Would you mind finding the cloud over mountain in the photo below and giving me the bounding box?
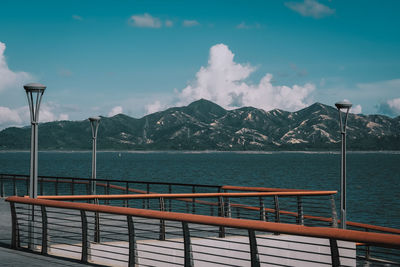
[175,43,315,112]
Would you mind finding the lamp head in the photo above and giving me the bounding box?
[335,100,352,110]
[89,116,101,122]
[24,83,46,93]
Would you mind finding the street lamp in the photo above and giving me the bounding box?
[89,116,100,195]
[24,82,46,250]
[24,83,46,199]
[335,100,352,229]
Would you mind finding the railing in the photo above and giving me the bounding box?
[0,173,223,197]
[39,191,339,228]
[7,196,400,267]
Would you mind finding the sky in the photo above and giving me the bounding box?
[0,0,399,129]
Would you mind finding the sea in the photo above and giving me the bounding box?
[0,151,399,229]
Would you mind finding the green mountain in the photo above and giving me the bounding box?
[1,99,399,151]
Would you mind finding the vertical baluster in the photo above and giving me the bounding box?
[159,197,166,240]
[10,202,20,249]
[80,210,88,263]
[297,196,304,225]
[218,196,225,238]
[127,215,138,266]
[125,182,129,207]
[330,195,338,228]
[168,184,172,212]
[0,176,4,197]
[248,229,260,267]
[41,205,48,255]
[55,178,59,196]
[192,186,195,214]
[274,195,280,223]
[182,222,194,267]
[329,238,341,267]
[259,197,266,221]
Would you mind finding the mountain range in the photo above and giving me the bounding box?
[0,99,399,151]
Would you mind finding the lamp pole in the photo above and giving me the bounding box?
[335,100,352,229]
[24,82,46,249]
[89,117,100,195]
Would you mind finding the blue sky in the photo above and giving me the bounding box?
[0,0,399,129]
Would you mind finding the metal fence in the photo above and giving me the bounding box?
[9,196,400,267]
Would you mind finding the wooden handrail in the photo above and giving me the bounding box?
[6,196,400,249]
[221,185,314,192]
[37,191,337,200]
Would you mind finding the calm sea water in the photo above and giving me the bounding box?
[1,151,399,228]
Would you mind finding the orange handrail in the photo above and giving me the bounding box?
[37,190,337,200]
[6,196,400,249]
[221,185,314,192]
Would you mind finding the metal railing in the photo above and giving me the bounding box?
[6,196,400,267]
[0,173,223,198]
[39,191,339,228]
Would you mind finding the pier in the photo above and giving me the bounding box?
[1,173,400,266]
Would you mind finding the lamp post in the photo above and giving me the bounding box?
[24,83,46,198]
[335,100,352,229]
[89,117,100,195]
[24,82,46,250]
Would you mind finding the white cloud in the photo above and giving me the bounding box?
[145,100,165,114]
[351,104,362,114]
[174,43,314,112]
[183,20,200,27]
[388,98,400,113]
[0,102,69,129]
[285,0,335,19]
[0,42,32,92]
[378,98,400,116]
[108,106,123,117]
[128,13,162,28]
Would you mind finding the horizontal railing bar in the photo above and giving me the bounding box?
[7,196,400,249]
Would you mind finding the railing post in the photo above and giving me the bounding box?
[330,195,338,228]
[40,177,43,196]
[297,196,304,225]
[365,228,371,261]
[94,204,100,243]
[182,222,194,267]
[248,229,260,267]
[125,182,129,207]
[127,215,138,267]
[274,195,280,223]
[80,210,88,263]
[159,197,166,241]
[218,196,225,238]
[71,179,74,195]
[13,178,17,196]
[146,184,150,209]
[192,186,196,214]
[1,177,4,197]
[259,197,266,221]
[168,184,172,211]
[225,197,231,218]
[329,238,341,267]
[41,205,48,255]
[106,181,110,205]
[10,202,20,249]
[55,178,59,196]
